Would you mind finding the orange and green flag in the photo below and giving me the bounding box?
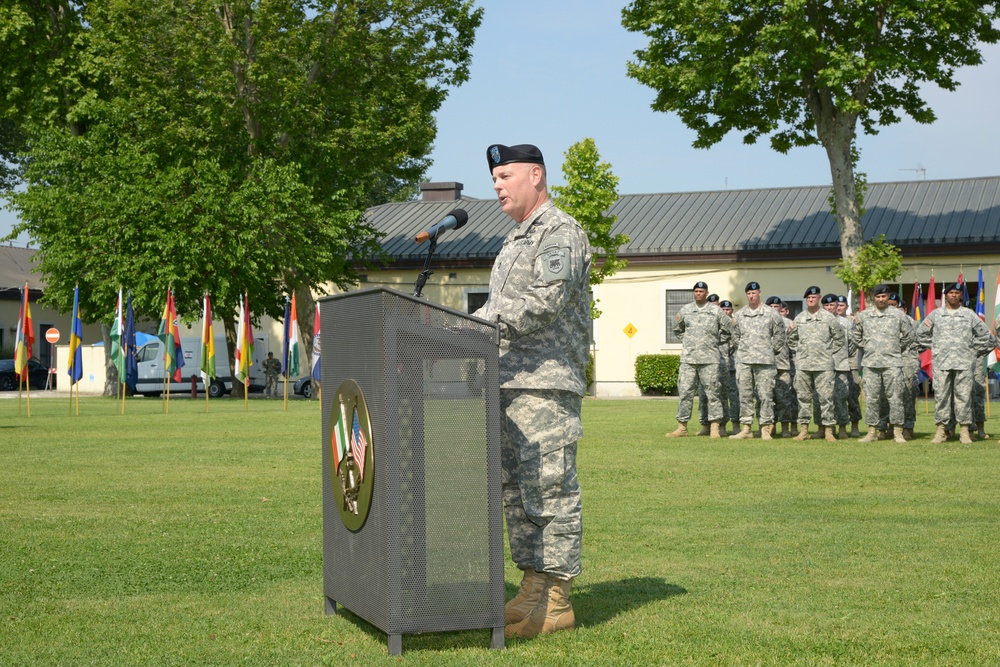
[157,289,184,382]
[14,282,34,381]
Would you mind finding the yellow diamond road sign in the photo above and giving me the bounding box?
[623,323,637,338]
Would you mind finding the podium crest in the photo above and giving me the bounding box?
[330,378,374,530]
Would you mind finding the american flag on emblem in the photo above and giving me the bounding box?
[351,412,368,480]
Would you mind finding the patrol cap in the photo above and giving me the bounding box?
[745,281,761,292]
[720,300,733,308]
[803,285,821,297]
[873,284,890,295]
[888,291,900,301]
[837,295,848,303]
[487,143,544,171]
[945,282,963,293]
[707,293,719,302]
[694,281,708,290]
[821,293,838,304]
[765,296,781,306]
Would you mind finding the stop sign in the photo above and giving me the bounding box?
[45,328,60,343]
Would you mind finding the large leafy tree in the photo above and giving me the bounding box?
[622,0,1000,268]
[551,138,628,319]
[1,0,482,391]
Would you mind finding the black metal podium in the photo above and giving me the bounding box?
[320,288,505,655]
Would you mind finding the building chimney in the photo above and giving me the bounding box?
[419,182,464,202]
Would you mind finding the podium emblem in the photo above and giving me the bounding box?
[331,379,374,530]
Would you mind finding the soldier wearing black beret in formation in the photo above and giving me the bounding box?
[766,296,796,437]
[730,282,786,439]
[787,287,845,441]
[836,295,862,435]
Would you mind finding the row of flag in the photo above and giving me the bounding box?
[11,284,321,391]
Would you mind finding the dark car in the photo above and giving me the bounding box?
[0,358,53,391]
[293,376,314,399]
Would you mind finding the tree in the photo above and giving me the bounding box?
[833,234,903,307]
[621,0,1000,267]
[551,138,629,318]
[1,0,483,392]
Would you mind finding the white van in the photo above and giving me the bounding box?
[134,331,267,397]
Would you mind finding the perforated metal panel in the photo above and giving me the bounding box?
[321,288,504,650]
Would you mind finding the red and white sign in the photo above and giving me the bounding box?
[45,328,60,344]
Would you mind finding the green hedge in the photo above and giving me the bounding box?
[635,354,681,395]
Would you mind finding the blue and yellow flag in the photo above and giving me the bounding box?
[68,285,83,385]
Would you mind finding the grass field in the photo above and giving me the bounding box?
[2,395,1000,666]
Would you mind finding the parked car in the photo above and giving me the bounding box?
[293,376,314,399]
[0,358,53,391]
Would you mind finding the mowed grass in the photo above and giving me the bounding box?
[2,395,1000,666]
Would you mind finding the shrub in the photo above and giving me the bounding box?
[585,353,595,394]
[635,354,681,395]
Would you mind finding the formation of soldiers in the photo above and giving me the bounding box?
[667,280,998,444]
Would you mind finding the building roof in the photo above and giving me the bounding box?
[0,246,41,300]
[369,176,1000,265]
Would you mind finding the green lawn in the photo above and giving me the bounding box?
[2,395,1000,666]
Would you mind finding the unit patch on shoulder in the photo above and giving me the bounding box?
[540,246,570,281]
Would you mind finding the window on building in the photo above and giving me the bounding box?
[664,289,690,345]
[464,289,489,314]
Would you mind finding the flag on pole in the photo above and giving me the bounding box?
[859,289,866,312]
[281,297,291,377]
[111,288,125,378]
[959,271,970,307]
[157,289,184,382]
[282,293,300,379]
[14,282,34,381]
[201,293,216,383]
[921,276,937,379]
[912,282,929,383]
[311,303,321,382]
[976,269,986,321]
[124,294,138,390]
[235,295,254,383]
[332,401,349,472]
[988,269,1000,375]
[68,285,84,385]
[846,288,853,316]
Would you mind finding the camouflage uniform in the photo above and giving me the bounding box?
[263,355,282,396]
[832,317,856,426]
[732,304,786,426]
[773,315,797,425]
[674,301,732,423]
[699,338,738,427]
[473,200,590,579]
[915,306,994,427]
[787,308,844,426]
[853,306,914,428]
[898,311,920,431]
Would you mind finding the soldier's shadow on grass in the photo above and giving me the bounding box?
[572,576,687,628]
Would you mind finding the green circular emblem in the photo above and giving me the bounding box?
[330,379,374,531]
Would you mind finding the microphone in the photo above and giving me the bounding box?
[415,208,468,243]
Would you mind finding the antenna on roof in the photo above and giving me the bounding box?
[899,166,926,180]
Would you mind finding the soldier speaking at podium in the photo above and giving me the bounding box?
[473,143,592,639]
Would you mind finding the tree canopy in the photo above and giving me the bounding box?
[622,0,1000,265]
[1,0,482,341]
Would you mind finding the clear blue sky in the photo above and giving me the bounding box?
[3,1,998,243]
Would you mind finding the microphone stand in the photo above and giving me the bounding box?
[413,233,438,298]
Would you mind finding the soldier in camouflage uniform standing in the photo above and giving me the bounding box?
[668,282,733,439]
[720,300,740,434]
[787,287,844,442]
[730,282,786,439]
[697,294,732,435]
[889,293,920,440]
[823,294,854,439]
[915,283,996,444]
[767,296,797,437]
[853,284,914,443]
[837,295,863,436]
[474,144,590,639]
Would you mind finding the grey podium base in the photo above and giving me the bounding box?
[324,596,505,655]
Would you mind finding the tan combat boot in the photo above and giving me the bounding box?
[696,424,711,436]
[792,424,810,441]
[505,569,544,624]
[959,425,974,445]
[729,424,753,439]
[892,425,907,444]
[709,422,722,439]
[665,422,688,438]
[824,426,838,442]
[760,424,774,440]
[837,425,848,440]
[930,424,948,444]
[850,422,861,438]
[505,575,574,639]
[858,426,880,443]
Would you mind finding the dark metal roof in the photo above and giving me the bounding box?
[368,176,1000,263]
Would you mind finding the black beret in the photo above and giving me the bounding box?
[945,282,963,293]
[837,295,847,303]
[487,144,544,171]
[821,294,838,304]
[765,296,781,306]
[898,300,907,308]
[694,281,709,290]
[707,293,719,302]
[745,281,761,292]
[873,284,890,295]
[888,292,900,301]
[803,285,821,297]
[720,300,733,308]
